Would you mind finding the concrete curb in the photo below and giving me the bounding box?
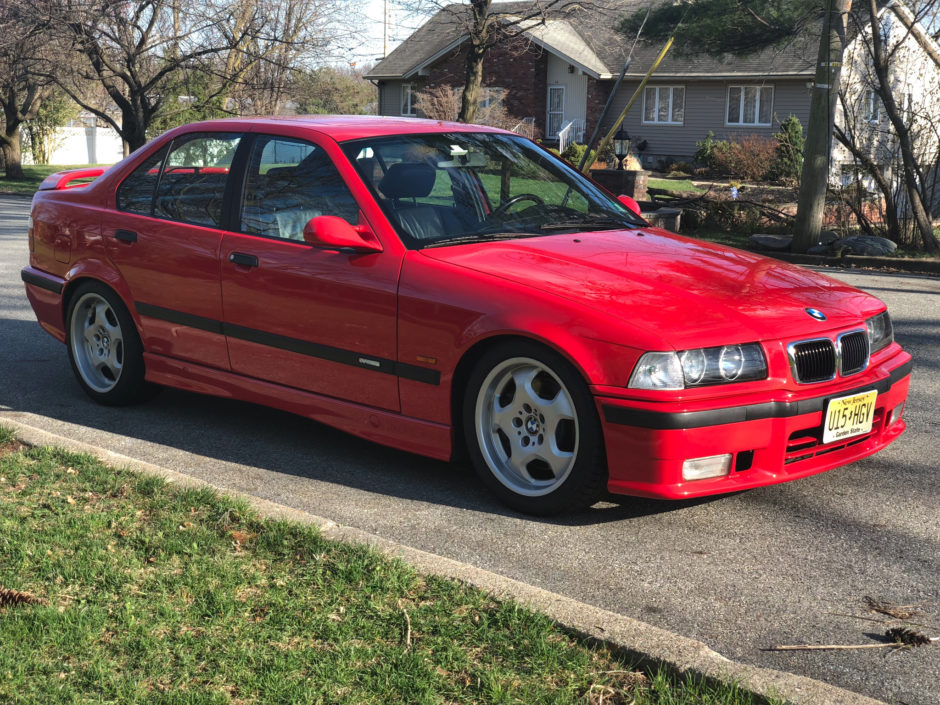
[3,416,885,705]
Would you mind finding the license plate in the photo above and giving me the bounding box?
[823,390,877,444]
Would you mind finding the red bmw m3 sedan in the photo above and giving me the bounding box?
[22,116,911,514]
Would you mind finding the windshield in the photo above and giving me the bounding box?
[340,132,643,249]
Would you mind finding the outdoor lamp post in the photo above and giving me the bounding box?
[613,126,631,170]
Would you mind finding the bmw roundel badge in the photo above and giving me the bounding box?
[805,308,827,321]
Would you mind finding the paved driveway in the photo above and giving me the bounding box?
[2,193,938,704]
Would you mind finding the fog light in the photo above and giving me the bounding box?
[682,454,732,481]
[889,403,905,426]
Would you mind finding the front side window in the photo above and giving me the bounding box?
[117,145,168,215]
[240,135,359,241]
[401,83,417,116]
[153,133,241,227]
[727,85,773,126]
[342,132,643,249]
[643,86,685,125]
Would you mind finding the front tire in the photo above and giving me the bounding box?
[66,282,148,405]
[463,341,607,515]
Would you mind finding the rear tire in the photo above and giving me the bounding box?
[463,341,607,515]
[66,282,149,405]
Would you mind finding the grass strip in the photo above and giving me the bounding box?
[0,426,775,704]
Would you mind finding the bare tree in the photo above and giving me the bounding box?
[40,0,347,156]
[0,5,54,179]
[855,0,939,251]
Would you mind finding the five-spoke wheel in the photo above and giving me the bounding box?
[66,282,148,405]
[464,342,606,514]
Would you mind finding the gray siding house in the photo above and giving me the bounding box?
[366,1,940,175]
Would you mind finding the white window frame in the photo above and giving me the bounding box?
[547,85,565,137]
[864,89,881,123]
[726,85,774,126]
[642,85,685,125]
[401,83,417,116]
[481,86,505,109]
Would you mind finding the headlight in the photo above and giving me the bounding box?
[629,343,767,390]
[866,311,893,354]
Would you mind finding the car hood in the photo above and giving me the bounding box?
[419,229,882,349]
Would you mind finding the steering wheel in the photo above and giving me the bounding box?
[491,193,545,216]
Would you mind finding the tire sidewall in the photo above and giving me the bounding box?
[462,340,606,515]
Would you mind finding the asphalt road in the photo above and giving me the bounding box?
[3,193,938,704]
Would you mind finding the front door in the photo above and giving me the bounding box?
[219,133,402,411]
[547,86,565,138]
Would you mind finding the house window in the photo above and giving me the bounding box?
[547,86,565,137]
[643,86,685,124]
[481,87,505,109]
[727,85,773,126]
[865,89,881,122]
[401,83,417,116]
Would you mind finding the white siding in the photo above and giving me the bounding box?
[602,79,812,166]
[546,54,588,136]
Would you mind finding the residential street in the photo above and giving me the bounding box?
[2,193,938,704]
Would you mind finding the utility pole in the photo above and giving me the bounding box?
[792,0,853,252]
[384,0,389,58]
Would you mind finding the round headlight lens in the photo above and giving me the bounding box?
[719,345,744,380]
[679,348,707,385]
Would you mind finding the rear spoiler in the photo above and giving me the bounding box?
[38,167,108,191]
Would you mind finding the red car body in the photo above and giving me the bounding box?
[22,116,911,512]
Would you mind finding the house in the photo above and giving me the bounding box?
[365,0,940,179]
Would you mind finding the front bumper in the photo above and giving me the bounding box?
[597,354,912,499]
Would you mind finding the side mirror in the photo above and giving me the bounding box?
[303,216,383,254]
[618,195,642,216]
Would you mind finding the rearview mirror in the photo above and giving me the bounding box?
[303,216,383,254]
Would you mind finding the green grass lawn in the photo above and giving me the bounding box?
[0,427,776,705]
[0,164,106,197]
[648,178,705,194]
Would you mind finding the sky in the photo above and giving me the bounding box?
[348,0,419,68]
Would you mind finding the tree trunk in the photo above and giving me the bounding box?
[458,0,491,124]
[0,129,23,180]
[792,0,853,252]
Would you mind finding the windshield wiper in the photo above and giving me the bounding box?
[422,231,543,248]
[539,216,637,232]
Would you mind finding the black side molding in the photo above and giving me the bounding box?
[114,229,138,243]
[21,269,64,295]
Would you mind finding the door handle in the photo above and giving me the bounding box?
[229,252,259,268]
[114,229,138,243]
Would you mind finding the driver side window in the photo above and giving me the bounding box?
[240,135,359,241]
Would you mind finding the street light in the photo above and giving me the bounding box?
[613,125,631,170]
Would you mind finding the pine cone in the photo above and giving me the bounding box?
[0,587,46,608]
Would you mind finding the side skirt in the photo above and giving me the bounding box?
[143,353,453,462]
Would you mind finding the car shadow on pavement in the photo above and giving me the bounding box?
[0,317,723,525]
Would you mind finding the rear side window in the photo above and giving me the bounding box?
[116,146,168,215]
[240,135,359,241]
[153,133,242,227]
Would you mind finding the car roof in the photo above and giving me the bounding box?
[171,115,511,142]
